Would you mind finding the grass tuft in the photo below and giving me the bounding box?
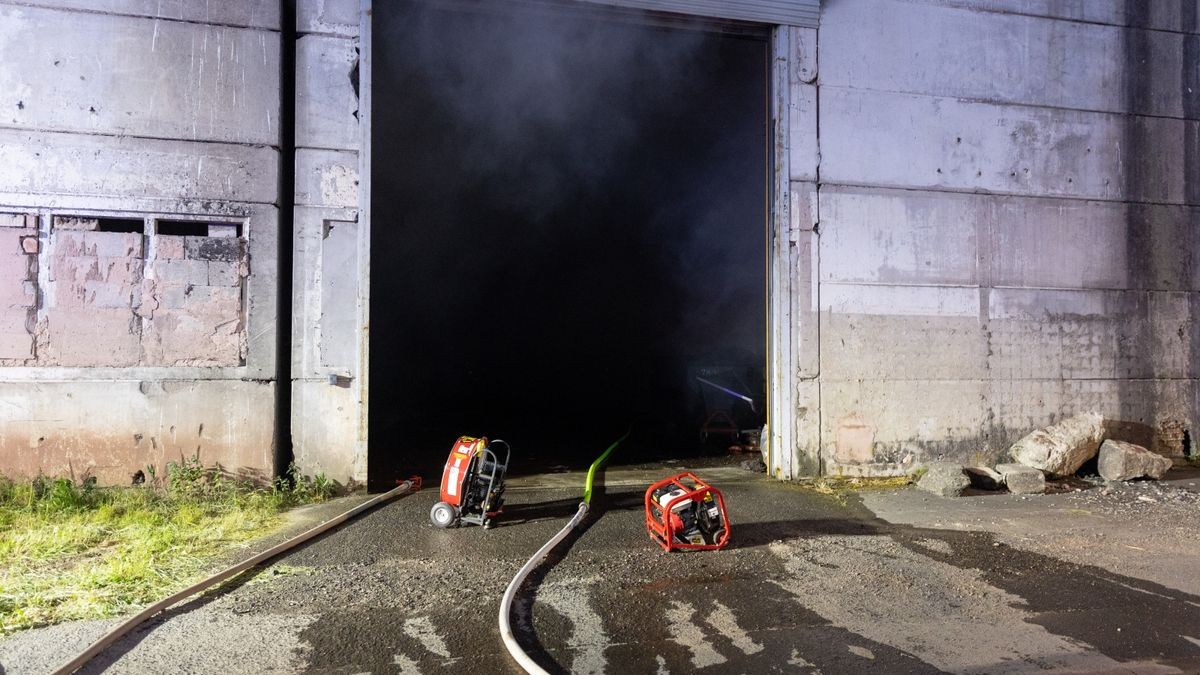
[0,460,335,635]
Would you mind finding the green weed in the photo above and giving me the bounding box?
[0,461,338,635]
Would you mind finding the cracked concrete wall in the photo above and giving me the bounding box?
[0,0,280,484]
[291,0,366,484]
[806,0,1200,476]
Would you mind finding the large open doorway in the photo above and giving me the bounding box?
[369,0,769,486]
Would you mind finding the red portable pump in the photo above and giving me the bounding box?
[645,472,730,551]
[430,436,510,529]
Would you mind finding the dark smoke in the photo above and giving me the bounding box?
[370,1,767,480]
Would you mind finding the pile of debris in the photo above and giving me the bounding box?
[917,412,1177,498]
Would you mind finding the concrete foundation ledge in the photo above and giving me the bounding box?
[0,379,275,485]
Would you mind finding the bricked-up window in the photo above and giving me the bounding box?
[145,218,247,366]
[22,213,248,368]
[0,213,38,363]
[44,216,146,366]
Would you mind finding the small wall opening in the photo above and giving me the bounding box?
[53,215,145,233]
[157,220,242,238]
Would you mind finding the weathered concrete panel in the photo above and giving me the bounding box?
[820,87,1198,205]
[6,0,280,29]
[43,230,144,367]
[822,282,979,319]
[240,205,280,380]
[0,215,37,361]
[822,186,1197,291]
[296,35,359,151]
[298,0,359,36]
[320,220,358,370]
[820,284,985,381]
[790,181,818,233]
[820,379,993,476]
[292,379,360,483]
[989,200,1198,291]
[0,5,280,144]
[295,149,359,208]
[819,186,978,286]
[0,128,279,203]
[792,228,819,378]
[0,379,276,485]
[821,0,1197,119]
[291,205,357,377]
[785,26,818,181]
[987,288,1195,380]
[787,379,820,480]
[907,0,1200,34]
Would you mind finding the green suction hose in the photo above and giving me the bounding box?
[583,429,630,504]
[500,429,631,674]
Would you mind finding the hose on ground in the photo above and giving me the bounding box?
[499,431,629,674]
[52,477,422,675]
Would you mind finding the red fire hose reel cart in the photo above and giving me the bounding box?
[430,436,510,529]
[645,472,731,551]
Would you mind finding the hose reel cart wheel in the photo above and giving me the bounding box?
[430,501,458,528]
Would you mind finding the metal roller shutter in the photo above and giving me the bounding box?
[574,0,819,27]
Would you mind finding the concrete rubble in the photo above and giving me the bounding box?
[994,463,1046,495]
[963,466,1003,490]
[916,463,970,498]
[1098,439,1173,482]
[1008,411,1105,477]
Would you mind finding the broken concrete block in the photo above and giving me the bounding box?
[1008,411,1104,477]
[0,213,26,228]
[53,230,142,258]
[158,284,187,309]
[20,236,37,254]
[185,236,242,262]
[81,232,143,258]
[82,280,139,309]
[155,236,186,259]
[0,313,34,360]
[917,463,970,498]
[155,259,209,286]
[44,309,141,366]
[995,463,1045,495]
[1098,439,1173,482]
[964,466,1004,490]
[207,261,244,286]
[185,285,241,307]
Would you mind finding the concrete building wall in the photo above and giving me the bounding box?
[807,0,1199,476]
[290,0,368,483]
[0,1,281,484]
[3,0,1193,486]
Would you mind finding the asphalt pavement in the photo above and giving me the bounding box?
[3,461,1200,674]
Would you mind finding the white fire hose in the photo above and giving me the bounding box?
[498,501,589,675]
[498,431,627,674]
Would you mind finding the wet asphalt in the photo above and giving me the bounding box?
[4,462,1200,674]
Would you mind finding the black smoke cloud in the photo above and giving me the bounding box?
[370,1,767,475]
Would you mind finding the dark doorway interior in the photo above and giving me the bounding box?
[369,1,768,487]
